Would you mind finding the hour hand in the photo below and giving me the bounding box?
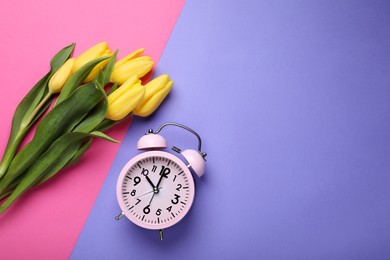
[145,175,156,189]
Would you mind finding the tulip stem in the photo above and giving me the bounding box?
[0,91,53,180]
[20,91,53,129]
[0,128,27,180]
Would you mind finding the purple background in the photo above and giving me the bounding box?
[71,0,390,259]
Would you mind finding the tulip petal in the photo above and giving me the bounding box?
[84,57,111,83]
[142,74,171,101]
[114,48,145,69]
[56,56,110,105]
[95,50,118,89]
[107,76,140,105]
[48,58,75,93]
[106,84,145,121]
[134,80,173,117]
[72,42,110,73]
[111,58,154,85]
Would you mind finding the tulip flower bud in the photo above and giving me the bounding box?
[111,55,154,85]
[133,74,173,117]
[113,48,145,69]
[48,58,75,94]
[106,76,145,121]
[72,42,112,83]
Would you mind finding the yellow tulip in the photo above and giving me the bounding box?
[113,48,145,69]
[133,74,173,117]
[72,42,112,83]
[106,76,145,121]
[48,58,75,93]
[111,53,154,85]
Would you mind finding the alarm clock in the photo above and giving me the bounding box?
[115,122,207,240]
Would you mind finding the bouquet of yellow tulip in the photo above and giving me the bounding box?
[0,42,173,213]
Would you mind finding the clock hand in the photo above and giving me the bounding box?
[155,175,164,194]
[155,167,170,193]
[144,175,156,189]
[148,192,156,205]
[135,187,163,199]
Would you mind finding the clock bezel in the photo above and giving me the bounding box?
[116,150,195,230]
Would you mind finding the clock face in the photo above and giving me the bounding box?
[117,151,195,230]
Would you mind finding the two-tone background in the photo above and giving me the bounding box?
[1,1,389,259]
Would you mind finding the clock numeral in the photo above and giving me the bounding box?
[152,165,157,172]
[143,205,150,214]
[173,175,177,182]
[156,209,162,216]
[159,166,170,178]
[133,176,141,186]
[176,183,182,191]
[135,198,141,205]
[166,206,172,212]
[171,194,180,205]
[131,189,136,196]
[141,168,149,176]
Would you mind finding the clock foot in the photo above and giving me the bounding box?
[159,229,164,240]
[115,212,124,220]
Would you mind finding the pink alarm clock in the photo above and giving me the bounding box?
[115,122,207,240]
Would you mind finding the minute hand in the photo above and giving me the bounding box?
[155,166,170,191]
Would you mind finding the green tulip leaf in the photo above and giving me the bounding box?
[3,75,48,152]
[96,50,118,89]
[94,111,134,133]
[0,83,104,194]
[20,43,75,128]
[89,131,119,143]
[56,55,111,105]
[107,82,118,95]
[30,91,54,125]
[72,51,119,133]
[1,137,91,199]
[64,139,93,167]
[72,100,107,133]
[0,130,120,213]
[0,43,75,179]
[0,190,10,201]
[3,43,75,151]
[0,175,22,201]
[72,77,108,133]
[49,43,76,72]
[94,118,118,132]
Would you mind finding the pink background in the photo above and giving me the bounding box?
[0,0,184,258]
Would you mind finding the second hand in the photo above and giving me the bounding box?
[135,187,163,199]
